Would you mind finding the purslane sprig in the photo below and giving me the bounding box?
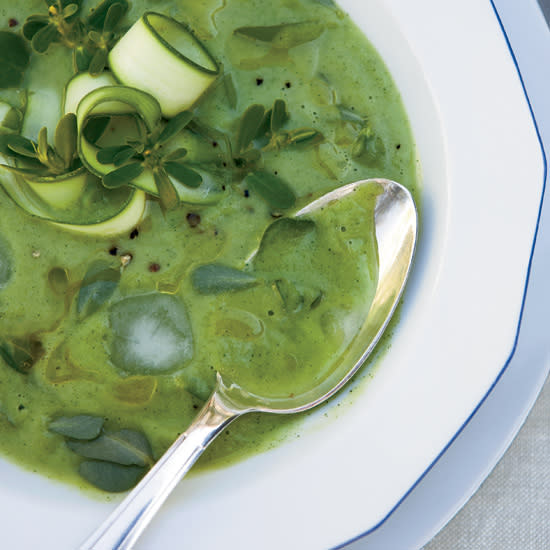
[22,0,128,75]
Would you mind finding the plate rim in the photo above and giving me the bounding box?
[336,0,548,546]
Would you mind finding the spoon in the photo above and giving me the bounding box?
[80,178,418,550]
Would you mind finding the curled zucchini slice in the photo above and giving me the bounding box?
[26,166,90,209]
[0,154,146,237]
[63,71,118,115]
[108,12,220,117]
[76,85,161,180]
[77,86,225,205]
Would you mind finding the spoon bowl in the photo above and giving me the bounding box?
[80,178,418,550]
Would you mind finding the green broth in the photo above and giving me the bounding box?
[0,0,418,490]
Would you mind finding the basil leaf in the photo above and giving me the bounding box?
[67,429,153,466]
[244,170,296,209]
[153,167,179,212]
[79,461,146,492]
[54,113,78,169]
[102,161,144,188]
[49,415,104,440]
[0,32,31,89]
[271,99,288,133]
[234,21,325,49]
[191,264,258,295]
[77,260,120,318]
[31,23,61,54]
[236,104,265,153]
[163,161,202,188]
[158,110,193,144]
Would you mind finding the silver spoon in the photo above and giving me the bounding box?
[80,178,418,550]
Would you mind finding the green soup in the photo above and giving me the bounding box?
[0,0,418,491]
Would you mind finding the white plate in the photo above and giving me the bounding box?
[1,1,545,549]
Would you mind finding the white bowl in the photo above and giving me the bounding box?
[1,1,544,549]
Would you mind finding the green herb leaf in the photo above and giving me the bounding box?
[191,264,258,295]
[86,0,129,31]
[83,116,110,144]
[157,110,193,144]
[275,278,304,313]
[337,105,365,124]
[270,99,288,133]
[234,21,325,49]
[77,260,120,318]
[63,3,80,18]
[102,161,144,189]
[287,128,323,146]
[22,15,50,41]
[79,461,146,492]
[67,429,153,466]
[73,45,93,72]
[0,32,31,89]
[48,267,69,295]
[223,73,238,110]
[244,170,296,209]
[55,113,78,169]
[236,104,265,153]
[88,47,108,76]
[31,23,61,54]
[0,134,37,158]
[103,2,125,32]
[163,162,202,188]
[112,146,137,167]
[49,415,104,440]
[0,337,43,375]
[96,145,127,164]
[162,147,187,162]
[153,167,179,212]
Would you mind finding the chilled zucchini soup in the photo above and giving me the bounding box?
[0,0,418,492]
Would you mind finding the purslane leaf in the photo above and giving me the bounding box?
[157,110,193,144]
[235,104,265,153]
[163,161,202,188]
[270,99,288,133]
[102,161,144,188]
[49,415,104,440]
[79,461,146,492]
[31,23,61,54]
[67,429,153,466]
[77,260,120,318]
[191,263,258,295]
[153,167,179,212]
[0,32,31,89]
[55,113,78,169]
[234,21,325,49]
[86,0,129,31]
[244,170,296,209]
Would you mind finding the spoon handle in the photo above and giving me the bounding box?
[79,391,240,550]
